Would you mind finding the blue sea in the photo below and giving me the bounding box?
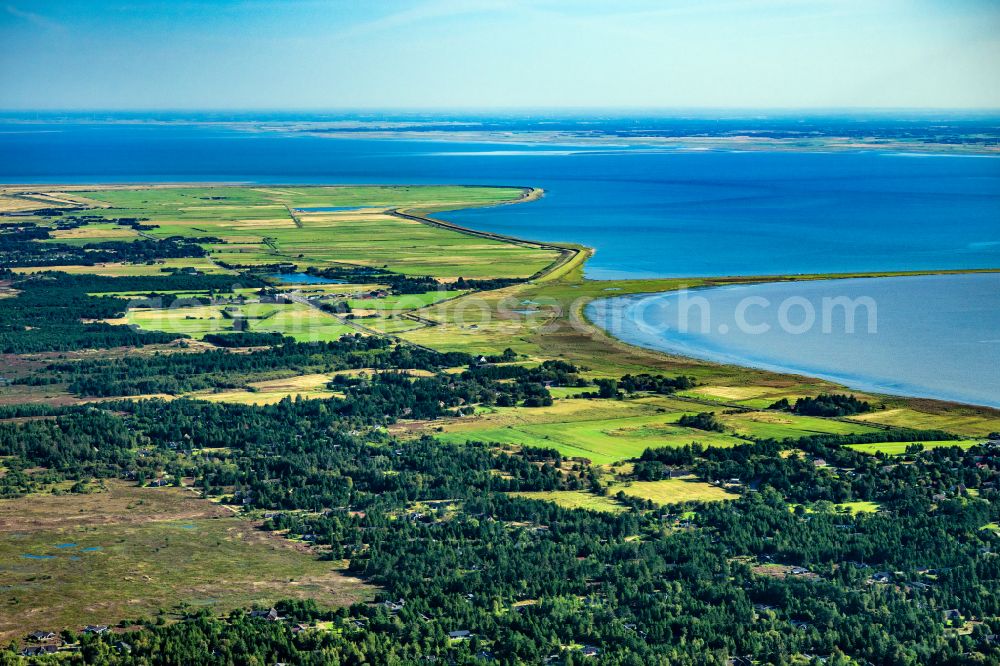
[588,273,1000,408]
[3,122,998,278]
[2,119,998,405]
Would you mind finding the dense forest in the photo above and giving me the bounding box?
[0,387,997,664]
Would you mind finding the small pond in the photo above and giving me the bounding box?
[266,272,346,285]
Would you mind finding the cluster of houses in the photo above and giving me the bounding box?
[22,632,60,658]
[752,605,841,639]
[540,645,599,661]
[21,626,130,657]
[369,597,610,661]
[257,287,390,306]
[246,606,511,660]
[258,290,293,305]
[352,289,390,300]
[249,607,281,622]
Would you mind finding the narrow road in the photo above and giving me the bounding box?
[284,291,442,352]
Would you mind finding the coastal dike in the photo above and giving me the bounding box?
[390,187,590,284]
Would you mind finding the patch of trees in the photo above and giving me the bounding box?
[381,274,442,294]
[12,270,264,294]
[0,220,210,267]
[590,377,620,399]
[482,347,518,363]
[769,393,873,417]
[461,359,582,386]
[7,207,69,217]
[0,410,135,474]
[306,265,389,281]
[49,214,158,233]
[618,372,696,394]
[332,366,557,419]
[453,276,526,291]
[0,221,49,239]
[581,373,696,399]
[318,300,351,315]
[677,411,726,432]
[203,332,292,347]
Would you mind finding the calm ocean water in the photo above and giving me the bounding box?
[587,274,1000,408]
[2,121,998,404]
[2,122,999,278]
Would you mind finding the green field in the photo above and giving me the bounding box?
[361,316,428,334]
[0,482,371,642]
[46,222,141,243]
[188,373,340,405]
[429,394,883,464]
[56,186,559,279]
[847,408,1000,438]
[509,490,628,513]
[834,501,881,514]
[347,289,467,311]
[114,284,463,342]
[510,477,736,513]
[121,302,356,342]
[609,477,738,505]
[845,440,983,455]
[719,411,876,440]
[677,385,819,410]
[795,500,882,515]
[435,399,744,463]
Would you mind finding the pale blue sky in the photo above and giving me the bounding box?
[1,0,998,110]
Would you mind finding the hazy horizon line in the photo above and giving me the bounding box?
[3,107,1000,117]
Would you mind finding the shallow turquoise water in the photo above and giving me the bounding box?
[588,273,1000,407]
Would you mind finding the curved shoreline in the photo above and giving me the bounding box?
[584,274,1000,409]
[8,181,998,413]
[396,183,1000,412]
